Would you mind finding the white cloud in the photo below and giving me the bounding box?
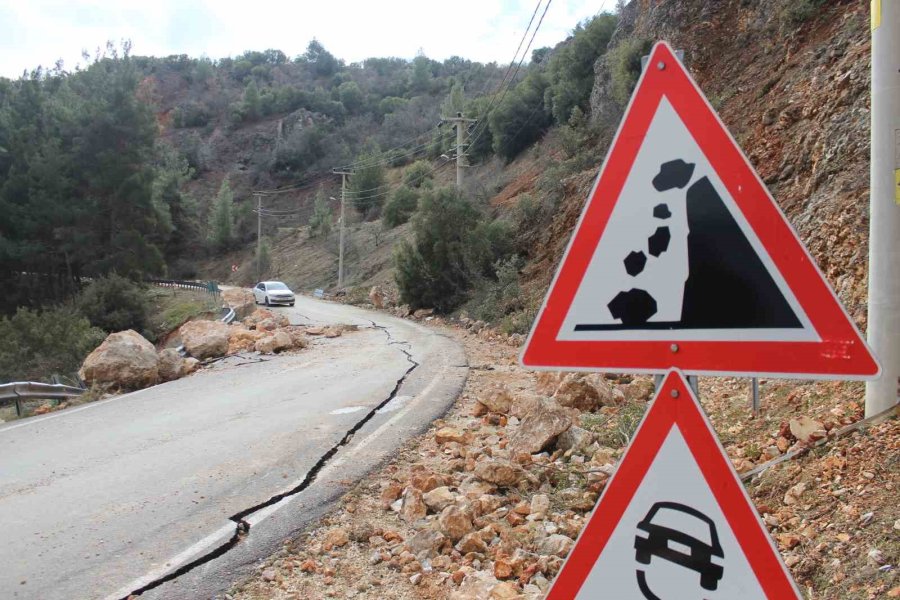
[0,0,617,77]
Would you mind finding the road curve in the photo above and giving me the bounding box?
[0,295,467,600]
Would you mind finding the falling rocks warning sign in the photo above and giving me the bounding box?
[545,369,802,600]
[520,41,879,380]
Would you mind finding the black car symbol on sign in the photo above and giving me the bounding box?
[634,501,725,598]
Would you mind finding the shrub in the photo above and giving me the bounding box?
[466,256,524,323]
[403,160,433,189]
[780,0,827,28]
[609,38,653,107]
[394,187,513,312]
[0,306,105,382]
[76,274,150,334]
[382,186,419,228]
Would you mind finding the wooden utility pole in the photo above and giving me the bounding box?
[440,112,477,189]
[332,169,352,288]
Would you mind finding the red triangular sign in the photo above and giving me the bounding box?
[546,369,801,599]
[521,41,879,379]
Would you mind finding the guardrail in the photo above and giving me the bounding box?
[0,382,85,418]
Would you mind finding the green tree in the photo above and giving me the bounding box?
[544,14,617,124]
[409,52,432,92]
[76,274,150,334]
[337,81,365,113]
[243,79,261,120]
[0,307,104,382]
[302,39,340,77]
[348,149,386,219]
[394,187,512,312]
[489,72,551,160]
[208,178,235,251]
[308,187,333,238]
[382,186,418,228]
[403,160,433,188]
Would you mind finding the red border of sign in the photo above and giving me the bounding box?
[545,369,801,599]
[521,42,879,379]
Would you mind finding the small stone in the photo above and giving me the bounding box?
[474,460,527,487]
[456,532,488,554]
[261,568,276,582]
[322,528,349,551]
[424,486,457,512]
[537,534,574,558]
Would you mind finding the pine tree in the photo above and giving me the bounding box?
[208,178,234,251]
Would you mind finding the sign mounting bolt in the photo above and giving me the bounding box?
[670,343,679,353]
[670,389,680,398]
[657,61,666,70]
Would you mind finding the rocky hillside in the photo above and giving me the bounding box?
[512,0,870,329]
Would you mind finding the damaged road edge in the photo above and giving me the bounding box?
[118,324,419,599]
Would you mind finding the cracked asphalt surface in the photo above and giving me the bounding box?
[0,295,467,600]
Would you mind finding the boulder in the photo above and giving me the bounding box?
[369,286,385,309]
[478,385,513,414]
[158,348,196,382]
[423,486,456,512]
[244,308,289,329]
[474,460,526,487]
[406,528,446,559]
[622,378,656,402]
[509,393,541,420]
[283,326,309,349]
[399,487,427,523]
[79,330,159,389]
[535,372,564,395]
[456,531,488,554]
[537,533,574,557]
[179,320,230,359]
[436,427,471,445]
[255,330,293,354]
[789,416,826,444]
[227,325,266,354]
[509,398,573,454]
[553,373,601,411]
[439,505,474,541]
[556,425,595,453]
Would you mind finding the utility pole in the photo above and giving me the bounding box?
[866,0,900,417]
[332,169,352,288]
[440,112,477,190]
[255,193,262,282]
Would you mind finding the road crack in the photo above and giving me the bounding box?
[119,321,419,598]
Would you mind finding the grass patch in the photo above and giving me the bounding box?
[147,288,214,341]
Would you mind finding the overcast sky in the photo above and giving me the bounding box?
[0,0,617,78]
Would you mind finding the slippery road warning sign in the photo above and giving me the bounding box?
[545,369,802,599]
[521,42,879,379]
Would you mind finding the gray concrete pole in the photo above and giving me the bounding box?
[338,172,347,288]
[256,193,262,282]
[866,0,900,416]
[456,118,465,190]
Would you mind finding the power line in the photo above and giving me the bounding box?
[465,0,553,155]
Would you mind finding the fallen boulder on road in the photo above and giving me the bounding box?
[158,348,199,382]
[79,330,159,389]
[179,319,230,359]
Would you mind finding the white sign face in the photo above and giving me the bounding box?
[576,426,765,599]
[557,97,816,343]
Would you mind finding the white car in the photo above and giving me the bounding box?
[253,281,295,306]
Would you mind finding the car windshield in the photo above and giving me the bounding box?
[650,507,712,545]
[267,282,289,290]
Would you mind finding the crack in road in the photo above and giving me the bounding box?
[119,323,419,598]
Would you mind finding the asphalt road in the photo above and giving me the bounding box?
[0,296,467,600]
